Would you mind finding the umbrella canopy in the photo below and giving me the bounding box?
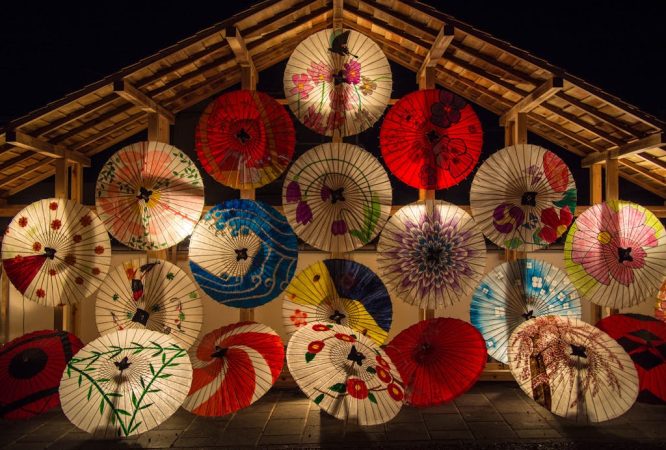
[470,144,577,252]
[283,259,392,345]
[95,258,203,350]
[283,142,391,253]
[286,322,403,425]
[508,315,638,423]
[59,329,192,438]
[189,199,298,308]
[284,28,391,137]
[182,322,284,416]
[380,89,483,190]
[377,200,486,310]
[470,259,582,364]
[2,199,111,306]
[656,278,666,322]
[596,313,666,404]
[564,200,666,309]
[96,141,204,251]
[384,318,487,407]
[0,330,83,420]
[196,89,295,190]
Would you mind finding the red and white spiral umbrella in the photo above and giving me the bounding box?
[2,199,111,306]
[182,322,284,416]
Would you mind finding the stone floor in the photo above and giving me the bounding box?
[2,382,666,449]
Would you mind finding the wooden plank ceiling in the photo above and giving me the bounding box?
[0,0,664,198]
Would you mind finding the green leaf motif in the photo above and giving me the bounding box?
[78,373,82,387]
[329,383,346,393]
[99,398,105,415]
[366,367,376,374]
[132,393,138,407]
[368,392,377,404]
[116,409,131,416]
[305,352,315,363]
[87,386,92,401]
[314,394,325,405]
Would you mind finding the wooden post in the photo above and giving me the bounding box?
[605,156,620,316]
[589,163,603,324]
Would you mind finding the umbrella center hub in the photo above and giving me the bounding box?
[426,130,441,144]
[44,247,57,259]
[414,342,434,364]
[9,348,48,379]
[131,308,150,326]
[522,310,535,321]
[211,346,228,359]
[570,344,587,358]
[235,248,249,261]
[235,128,251,144]
[114,356,132,372]
[332,70,347,86]
[329,309,346,324]
[347,345,366,366]
[618,247,633,263]
[521,191,538,206]
[137,186,153,202]
[330,187,345,204]
[425,246,443,265]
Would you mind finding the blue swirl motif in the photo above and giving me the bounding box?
[190,199,298,308]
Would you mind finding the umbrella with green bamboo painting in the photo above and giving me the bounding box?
[59,329,192,438]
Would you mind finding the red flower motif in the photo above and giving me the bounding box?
[290,309,308,327]
[32,242,42,252]
[75,277,84,285]
[312,324,329,332]
[376,355,390,370]
[49,202,58,211]
[291,73,313,99]
[36,289,46,298]
[79,215,92,227]
[64,255,76,266]
[73,235,82,243]
[376,366,392,383]
[387,383,404,401]
[308,340,325,354]
[346,378,369,399]
[538,206,573,243]
[543,152,569,193]
[48,269,57,276]
[92,268,101,276]
[51,219,62,230]
[18,217,28,227]
[94,246,105,255]
[335,333,355,343]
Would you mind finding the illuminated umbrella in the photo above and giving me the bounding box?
[59,329,192,438]
[95,258,203,350]
[564,200,666,309]
[596,313,666,404]
[508,315,638,423]
[96,141,205,251]
[470,144,577,252]
[286,322,403,425]
[2,199,111,306]
[377,200,486,310]
[189,199,298,308]
[656,278,666,322]
[284,28,392,137]
[380,89,483,190]
[196,90,295,190]
[0,330,83,420]
[384,318,486,407]
[283,259,392,345]
[470,259,582,364]
[182,322,284,416]
[283,142,391,253]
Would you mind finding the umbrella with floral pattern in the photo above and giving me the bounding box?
[470,259,582,364]
[470,144,577,252]
[509,315,638,423]
[96,141,204,251]
[377,200,486,310]
[286,322,403,425]
[656,278,666,322]
[2,199,111,307]
[282,142,392,253]
[284,29,392,137]
[196,90,295,190]
[564,200,666,308]
[380,89,483,190]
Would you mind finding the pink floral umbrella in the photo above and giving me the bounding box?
[564,201,666,308]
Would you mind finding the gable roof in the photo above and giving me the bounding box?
[0,0,664,198]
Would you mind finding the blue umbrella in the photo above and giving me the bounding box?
[470,258,581,363]
[189,199,298,308]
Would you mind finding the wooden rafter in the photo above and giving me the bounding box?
[621,159,666,185]
[72,112,146,153]
[581,132,664,167]
[417,24,454,83]
[5,130,91,166]
[50,104,135,145]
[333,0,343,28]
[499,77,563,125]
[0,150,36,173]
[225,27,258,89]
[637,152,666,171]
[0,159,52,188]
[31,94,119,138]
[113,80,175,124]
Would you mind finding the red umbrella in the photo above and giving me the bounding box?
[380,89,483,190]
[596,313,666,404]
[196,89,295,190]
[384,318,487,407]
[0,330,83,419]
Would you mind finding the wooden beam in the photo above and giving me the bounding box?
[581,133,665,167]
[113,79,175,124]
[333,0,343,29]
[0,150,36,173]
[417,24,454,82]
[621,159,666,185]
[6,167,59,197]
[499,77,564,125]
[617,170,666,199]
[528,114,600,155]
[0,159,52,188]
[225,27,258,90]
[31,94,119,138]
[71,112,146,152]
[50,104,135,145]
[637,152,666,171]
[4,130,90,166]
